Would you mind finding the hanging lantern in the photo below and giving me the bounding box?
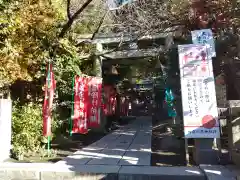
[111,65,118,74]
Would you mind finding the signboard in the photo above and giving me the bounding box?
[178,44,220,138]
[191,29,216,58]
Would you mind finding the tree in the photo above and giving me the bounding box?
[0,0,109,157]
[106,0,240,90]
[0,0,107,96]
[111,0,239,34]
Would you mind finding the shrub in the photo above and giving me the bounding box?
[11,102,60,160]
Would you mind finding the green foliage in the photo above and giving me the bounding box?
[11,102,61,160]
[0,0,101,161]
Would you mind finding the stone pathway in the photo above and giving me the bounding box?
[0,116,238,180]
[56,116,152,166]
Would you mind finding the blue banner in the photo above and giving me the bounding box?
[191,29,216,58]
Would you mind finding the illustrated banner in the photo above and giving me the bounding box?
[178,44,220,138]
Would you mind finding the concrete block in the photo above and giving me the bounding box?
[225,165,240,180]
[194,139,215,149]
[128,144,151,151]
[56,149,107,166]
[105,138,132,149]
[194,139,219,164]
[113,130,136,136]
[55,155,92,165]
[200,165,236,180]
[81,147,104,152]
[87,150,124,165]
[193,149,219,165]
[96,134,120,144]
[119,151,151,166]
[0,163,50,180]
[84,143,108,149]
[230,151,240,166]
[131,139,151,146]
[0,169,40,180]
[118,166,205,180]
[41,165,119,180]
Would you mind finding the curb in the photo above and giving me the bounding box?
[0,163,206,180]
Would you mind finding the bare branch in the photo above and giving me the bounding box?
[91,10,109,40]
[59,0,93,38]
[66,0,71,19]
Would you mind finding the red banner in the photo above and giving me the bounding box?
[120,96,128,116]
[110,90,116,114]
[103,85,110,115]
[103,85,116,115]
[88,77,102,128]
[72,76,89,134]
[43,63,56,136]
[72,76,102,133]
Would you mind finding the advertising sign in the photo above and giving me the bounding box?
[178,44,220,138]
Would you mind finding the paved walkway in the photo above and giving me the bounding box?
[0,116,238,180]
[56,116,152,166]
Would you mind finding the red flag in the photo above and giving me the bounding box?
[43,62,56,136]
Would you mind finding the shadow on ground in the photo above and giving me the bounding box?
[48,118,134,163]
[151,119,186,166]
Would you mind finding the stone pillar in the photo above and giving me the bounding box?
[92,43,107,133]
[95,43,103,77]
[0,99,12,162]
[228,100,240,165]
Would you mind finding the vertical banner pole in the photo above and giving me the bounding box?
[185,138,189,165]
[47,61,51,157]
[70,75,75,137]
[47,136,51,156]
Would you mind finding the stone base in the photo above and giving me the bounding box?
[232,151,240,166]
[193,149,219,165]
[193,139,219,165]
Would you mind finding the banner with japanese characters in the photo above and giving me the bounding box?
[178,44,220,138]
[191,29,216,58]
[72,76,89,134]
[88,77,102,128]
